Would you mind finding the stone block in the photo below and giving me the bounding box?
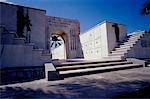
[13,38,26,44]
[45,63,60,81]
[1,33,15,44]
[127,58,146,67]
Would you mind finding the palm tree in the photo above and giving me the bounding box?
[50,35,63,48]
[141,0,150,15]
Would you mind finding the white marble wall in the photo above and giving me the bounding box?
[80,23,104,59]
[80,21,127,60]
[106,21,127,53]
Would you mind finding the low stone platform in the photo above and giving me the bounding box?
[0,67,150,98]
[0,66,45,85]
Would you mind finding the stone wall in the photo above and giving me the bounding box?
[0,2,46,49]
[46,16,83,59]
[0,2,51,67]
[80,21,127,60]
[127,32,150,59]
[0,66,45,85]
[0,3,50,84]
[80,23,104,59]
[106,21,127,53]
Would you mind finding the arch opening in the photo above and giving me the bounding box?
[50,30,68,59]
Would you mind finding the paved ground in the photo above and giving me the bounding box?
[0,67,150,98]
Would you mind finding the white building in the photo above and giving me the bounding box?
[80,21,127,60]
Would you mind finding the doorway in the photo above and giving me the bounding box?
[50,30,68,59]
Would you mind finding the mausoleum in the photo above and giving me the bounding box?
[0,2,150,84]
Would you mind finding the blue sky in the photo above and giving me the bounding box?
[2,0,150,33]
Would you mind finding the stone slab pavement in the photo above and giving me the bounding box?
[0,67,150,98]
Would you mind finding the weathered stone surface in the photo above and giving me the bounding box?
[44,63,60,81]
[0,66,45,85]
[0,2,150,86]
[46,16,83,59]
[0,2,51,68]
[0,2,46,49]
[0,67,150,98]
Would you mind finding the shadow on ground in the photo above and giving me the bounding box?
[0,79,150,98]
[0,87,67,99]
[111,87,150,98]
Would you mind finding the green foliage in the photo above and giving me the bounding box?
[141,0,150,15]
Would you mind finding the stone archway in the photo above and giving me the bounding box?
[50,30,69,59]
[46,16,83,60]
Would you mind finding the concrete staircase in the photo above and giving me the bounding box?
[108,31,145,59]
[52,59,143,78]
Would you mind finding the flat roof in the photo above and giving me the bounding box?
[0,2,46,12]
[81,20,126,35]
[47,15,79,23]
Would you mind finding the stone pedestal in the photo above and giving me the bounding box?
[45,63,60,81]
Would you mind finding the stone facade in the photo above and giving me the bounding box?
[0,2,50,68]
[80,21,127,60]
[0,2,49,84]
[0,2,83,84]
[0,2,150,84]
[127,32,150,58]
[0,2,47,49]
[46,16,83,59]
[0,66,45,85]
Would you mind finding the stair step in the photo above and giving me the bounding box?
[59,64,142,78]
[119,43,135,47]
[127,35,143,40]
[127,35,141,39]
[33,49,43,51]
[24,43,35,48]
[56,59,124,67]
[119,41,137,45]
[130,33,144,37]
[25,43,35,46]
[132,32,144,36]
[127,38,140,42]
[108,53,126,56]
[110,52,126,55]
[32,49,43,54]
[102,56,124,60]
[115,47,131,51]
[116,45,132,49]
[129,34,143,38]
[111,50,128,53]
[56,61,132,71]
[111,33,143,58]
[13,38,26,45]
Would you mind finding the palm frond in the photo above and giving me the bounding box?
[141,0,150,15]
